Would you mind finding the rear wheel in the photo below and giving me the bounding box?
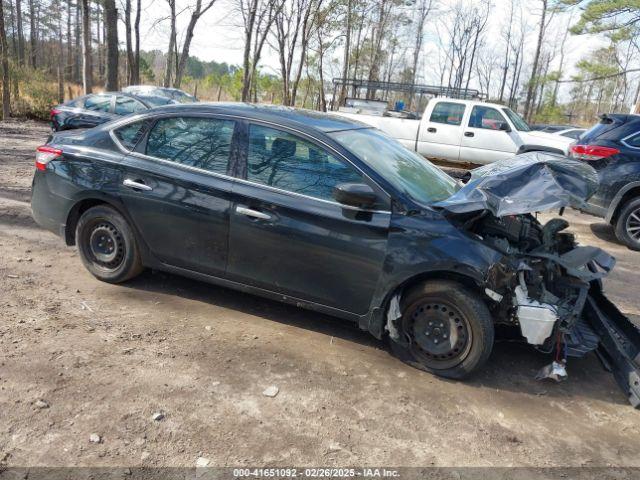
[75,205,144,283]
[615,197,640,251]
[389,281,494,379]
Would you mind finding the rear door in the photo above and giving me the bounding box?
[416,101,465,162]
[459,105,518,164]
[116,115,237,276]
[226,122,391,315]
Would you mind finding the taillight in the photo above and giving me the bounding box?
[35,145,63,171]
[50,108,61,119]
[570,144,620,161]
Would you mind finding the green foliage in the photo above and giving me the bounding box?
[568,0,640,34]
[139,57,156,83]
[10,64,59,120]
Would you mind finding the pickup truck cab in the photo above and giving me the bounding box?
[334,98,573,165]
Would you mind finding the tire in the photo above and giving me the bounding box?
[614,197,640,251]
[389,280,494,379]
[75,204,144,283]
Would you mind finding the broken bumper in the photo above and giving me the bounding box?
[583,289,640,408]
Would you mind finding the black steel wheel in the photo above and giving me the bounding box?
[76,205,144,283]
[389,280,494,379]
[403,300,473,371]
[86,221,125,269]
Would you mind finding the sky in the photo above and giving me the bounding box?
[126,0,608,96]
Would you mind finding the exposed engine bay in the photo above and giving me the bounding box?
[431,154,640,407]
[460,211,611,351]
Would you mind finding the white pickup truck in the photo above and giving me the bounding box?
[334,98,573,165]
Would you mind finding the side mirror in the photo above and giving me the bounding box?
[332,183,378,209]
[498,122,512,132]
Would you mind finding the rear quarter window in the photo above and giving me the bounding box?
[113,120,152,151]
[623,132,640,148]
[429,102,466,126]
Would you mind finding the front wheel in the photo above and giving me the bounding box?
[75,204,144,283]
[389,280,494,379]
[615,197,640,251]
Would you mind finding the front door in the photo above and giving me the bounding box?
[118,115,237,276]
[227,123,391,315]
[459,105,518,164]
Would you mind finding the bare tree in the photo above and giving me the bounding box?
[523,0,548,120]
[498,0,515,102]
[366,0,396,98]
[0,0,10,118]
[163,0,176,87]
[337,0,352,108]
[56,0,64,101]
[124,0,134,84]
[238,0,281,101]
[272,0,323,105]
[105,0,119,90]
[442,1,490,93]
[133,0,140,83]
[16,0,25,65]
[409,0,433,108]
[28,0,36,68]
[174,0,219,88]
[81,0,93,93]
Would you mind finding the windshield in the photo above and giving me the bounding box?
[502,108,530,131]
[329,128,459,205]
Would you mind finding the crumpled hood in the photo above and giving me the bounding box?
[433,152,599,217]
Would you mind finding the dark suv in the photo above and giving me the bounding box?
[570,113,640,250]
[30,104,640,405]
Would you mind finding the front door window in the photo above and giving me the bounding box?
[246,124,363,202]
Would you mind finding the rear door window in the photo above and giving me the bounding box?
[114,96,147,115]
[145,116,235,174]
[84,94,113,113]
[429,102,466,126]
[468,106,507,130]
[246,124,363,202]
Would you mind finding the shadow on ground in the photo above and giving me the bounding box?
[589,222,623,246]
[122,269,628,407]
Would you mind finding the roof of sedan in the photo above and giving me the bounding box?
[146,102,370,132]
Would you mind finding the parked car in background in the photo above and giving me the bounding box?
[29,104,640,406]
[553,127,586,140]
[571,113,640,250]
[122,85,198,103]
[334,98,573,165]
[50,93,176,131]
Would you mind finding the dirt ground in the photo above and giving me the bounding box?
[1,119,639,470]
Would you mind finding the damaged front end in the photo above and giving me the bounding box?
[435,153,640,407]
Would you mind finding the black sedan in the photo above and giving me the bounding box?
[50,92,176,131]
[30,103,640,404]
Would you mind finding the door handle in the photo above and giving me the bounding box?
[236,206,272,221]
[123,178,153,191]
[464,131,474,137]
[427,127,437,133]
